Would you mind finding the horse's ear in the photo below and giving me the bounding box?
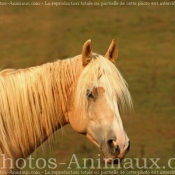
[82,39,92,66]
[105,39,118,63]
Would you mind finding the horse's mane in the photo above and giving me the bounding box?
[75,54,133,117]
[0,59,76,157]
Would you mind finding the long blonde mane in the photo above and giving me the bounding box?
[0,59,75,157]
[75,54,132,116]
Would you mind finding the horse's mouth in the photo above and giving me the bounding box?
[106,158,122,164]
[99,148,123,165]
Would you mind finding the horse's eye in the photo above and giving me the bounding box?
[86,90,94,98]
[87,93,94,98]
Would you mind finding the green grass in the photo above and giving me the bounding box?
[0,0,175,174]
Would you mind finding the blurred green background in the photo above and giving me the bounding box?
[0,0,175,174]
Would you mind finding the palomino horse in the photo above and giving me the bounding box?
[0,40,132,174]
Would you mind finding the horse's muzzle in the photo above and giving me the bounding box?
[105,140,130,164]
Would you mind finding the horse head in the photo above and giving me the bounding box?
[68,40,132,164]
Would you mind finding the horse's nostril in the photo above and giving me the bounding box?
[107,139,113,144]
[107,139,114,148]
[126,141,130,153]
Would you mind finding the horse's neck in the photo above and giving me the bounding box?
[21,60,76,156]
[0,58,78,162]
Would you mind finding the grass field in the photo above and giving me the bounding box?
[0,0,175,174]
